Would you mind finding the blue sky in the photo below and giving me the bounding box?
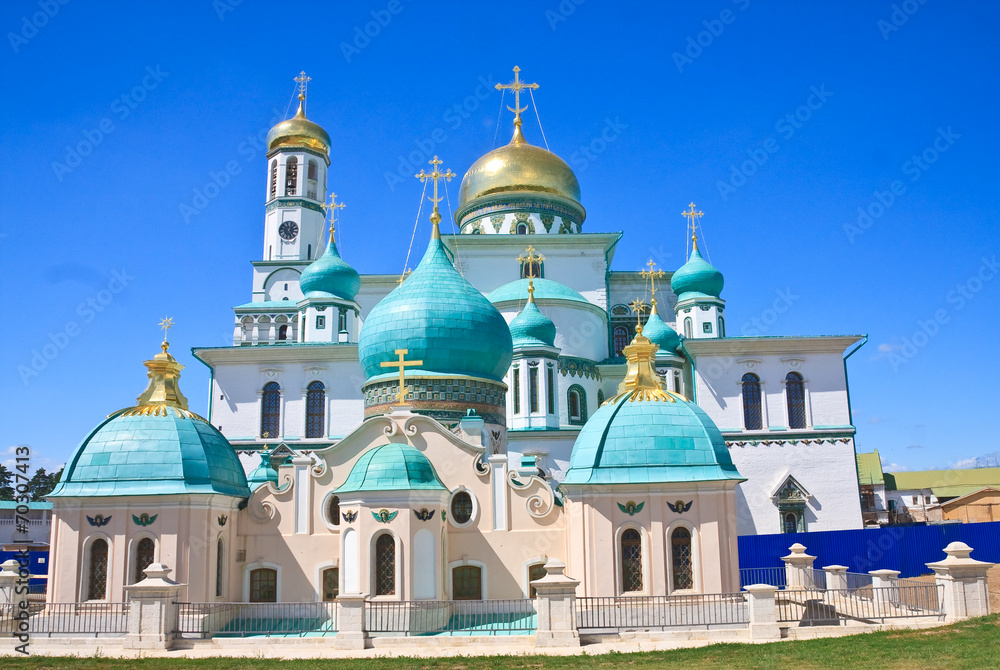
[2,1,998,473]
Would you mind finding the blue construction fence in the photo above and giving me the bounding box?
[738,521,1000,578]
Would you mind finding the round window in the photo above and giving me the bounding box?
[450,491,473,525]
[326,495,340,526]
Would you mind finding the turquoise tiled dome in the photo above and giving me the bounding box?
[358,234,513,381]
[563,395,743,486]
[488,278,590,306]
[299,236,361,301]
[510,300,556,348]
[49,408,251,498]
[670,246,724,301]
[247,450,279,490]
[335,443,447,494]
[642,309,681,354]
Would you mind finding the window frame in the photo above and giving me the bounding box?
[785,371,807,429]
[741,373,763,431]
[305,380,326,439]
[372,532,398,597]
[81,535,111,602]
[448,487,478,528]
[260,381,281,439]
[129,534,157,585]
[666,521,700,594]
[617,526,647,595]
[567,385,587,425]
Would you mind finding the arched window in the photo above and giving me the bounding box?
[87,539,109,600]
[683,317,693,338]
[284,157,298,196]
[250,568,277,602]
[516,222,528,234]
[512,367,521,414]
[528,563,547,598]
[786,372,806,429]
[613,326,630,356]
[567,386,586,425]
[326,495,340,526]
[453,565,482,600]
[306,160,319,199]
[741,373,762,430]
[670,527,693,590]
[306,381,325,438]
[322,567,339,601]
[620,529,642,593]
[610,304,630,317]
[260,382,280,438]
[520,259,543,279]
[546,367,555,414]
[374,534,396,596]
[718,316,726,338]
[269,160,277,200]
[133,537,155,584]
[451,491,473,525]
[528,365,539,413]
[597,389,605,406]
[277,324,288,341]
[307,244,312,260]
[215,538,225,598]
[783,512,799,534]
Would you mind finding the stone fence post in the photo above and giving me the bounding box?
[531,559,580,648]
[926,542,994,622]
[781,543,816,590]
[869,569,901,616]
[123,563,185,650]
[823,565,849,591]
[0,559,20,609]
[744,584,780,641]
[335,593,368,650]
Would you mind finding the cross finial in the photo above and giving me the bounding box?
[628,298,647,332]
[294,71,311,99]
[415,156,456,236]
[517,245,545,280]
[323,192,346,237]
[158,316,174,352]
[682,202,704,250]
[640,259,666,304]
[379,349,423,405]
[495,66,539,130]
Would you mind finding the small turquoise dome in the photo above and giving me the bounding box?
[509,299,556,348]
[563,396,743,485]
[335,443,447,494]
[299,236,360,301]
[247,451,279,490]
[358,232,513,381]
[642,308,681,354]
[49,408,250,498]
[488,278,590,306]
[670,245,724,301]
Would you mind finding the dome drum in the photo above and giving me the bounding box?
[362,375,507,428]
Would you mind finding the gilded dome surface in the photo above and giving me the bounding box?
[266,98,331,154]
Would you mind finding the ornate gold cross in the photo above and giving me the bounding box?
[294,71,312,97]
[415,156,455,225]
[495,66,539,125]
[517,245,545,279]
[323,192,346,236]
[158,316,174,341]
[380,348,423,405]
[640,259,666,300]
[628,298,647,327]
[682,202,704,245]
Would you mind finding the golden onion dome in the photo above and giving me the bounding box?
[456,124,583,223]
[266,95,331,156]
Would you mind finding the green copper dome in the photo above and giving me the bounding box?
[49,408,250,498]
[335,443,447,494]
[488,278,591,306]
[563,396,743,486]
[358,231,513,381]
[670,245,724,301]
[642,307,681,354]
[299,235,361,301]
[247,450,280,490]
[509,297,556,348]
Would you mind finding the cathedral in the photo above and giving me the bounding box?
[45,70,865,605]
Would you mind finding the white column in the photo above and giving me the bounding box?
[490,455,507,531]
[292,456,313,535]
[744,584,780,641]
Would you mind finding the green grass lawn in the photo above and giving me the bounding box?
[8,615,999,670]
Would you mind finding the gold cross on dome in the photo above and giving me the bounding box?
[628,298,647,327]
[682,202,704,245]
[380,348,423,405]
[640,259,666,300]
[517,245,545,279]
[415,156,455,227]
[495,66,539,125]
[323,192,346,235]
[294,71,311,97]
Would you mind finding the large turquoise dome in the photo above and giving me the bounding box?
[358,232,513,381]
[670,245,724,301]
[336,443,447,494]
[642,305,681,354]
[299,234,360,301]
[509,297,556,348]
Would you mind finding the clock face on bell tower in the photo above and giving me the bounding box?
[279,221,299,241]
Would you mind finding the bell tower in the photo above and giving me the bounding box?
[262,72,331,263]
